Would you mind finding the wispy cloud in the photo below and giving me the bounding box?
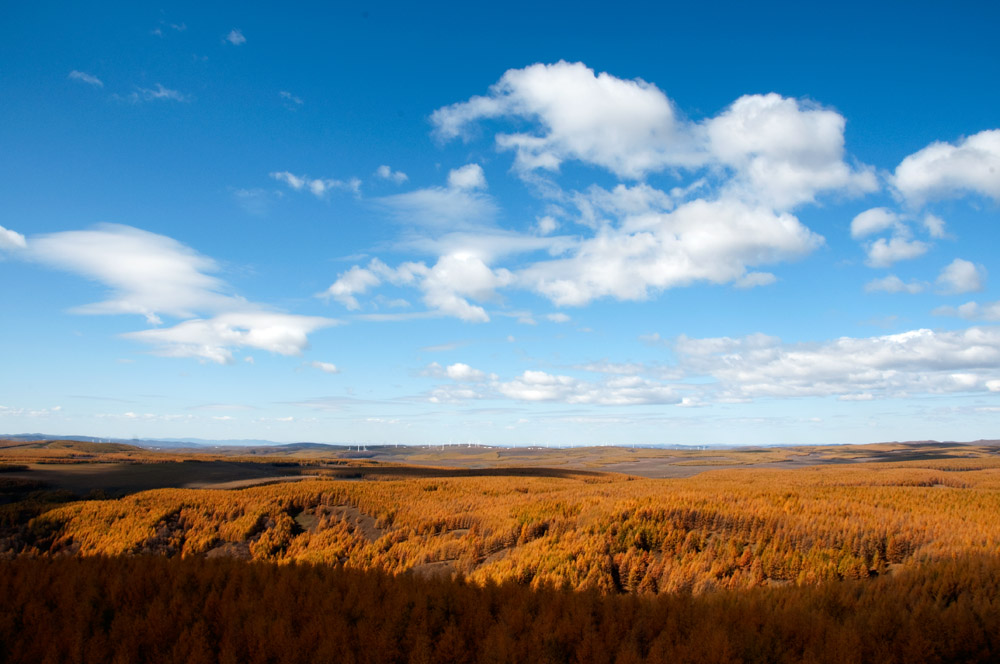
[21,223,338,364]
[271,171,361,197]
[308,361,340,374]
[375,164,408,184]
[0,224,27,252]
[68,70,103,87]
[118,84,190,104]
[280,90,303,108]
[225,29,246,45]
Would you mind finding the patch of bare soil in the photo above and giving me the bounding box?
[326,504,383,542]
[205,541,251,560]
[188,475,313,490]
[410,559,457,579]
[479,547,511,566]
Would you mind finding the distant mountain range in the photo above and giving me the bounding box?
[3,432,998,451]
[0,432,339,449]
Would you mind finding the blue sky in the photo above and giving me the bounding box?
[2,1,999,445]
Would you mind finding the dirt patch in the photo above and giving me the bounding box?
[205,541,251,560]
[410,559,457,579]
[479,547,511,566]
[189,475,313,490]
[328,504,383,542]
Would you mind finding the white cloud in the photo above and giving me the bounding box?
[865,235,929,268]
[28,224,230,322]
[432,61,693,179]
[376,186,497,230]
[933,300,1000,322]
[421,252,512,322]
[923,213,948,239]
[309,361,340,374]
[280,91,304,107]
[226,29,246,45]
[850,207,900,239]
[125,312,335,364]
[536,215,559,234]
[429,366,682,406]
[864,275,925,294]
[546,312,571,323]
[445,363,486,381]
[25,224,337,363]
[432,62,876,210]
[270,171,361,197]
[324,262,386,310]
[0,225,27,251]
[894,129,1000,205]
[675,326,1000,400]
[572,183,674,228]
[68,70,103,87]
[124,84,189,103]
[324,253,509,322]
[232,188,276,216]
[937,258,986,294]
[447,163,487,190]
[519,198,822,306]
[339,62,894,316]
[375,165,408,184]
[497,370,680,405]
[706,93,878,208]
[734,272,777,289]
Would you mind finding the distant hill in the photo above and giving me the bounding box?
[0,438,146,454]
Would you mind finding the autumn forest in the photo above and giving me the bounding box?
[2,439,1000,662]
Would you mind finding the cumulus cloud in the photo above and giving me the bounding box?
[519,198,821,306]
[324,263,386,310]
[432,61,876,210]
[864,275,925,294]
[226,29,246,45]
[309,361,340,374]
[923,213,948,239]
[336,62,979,318]
[445,363,486,381]
[850,207,900,239]
[68,70,103,87]
[342,193,820,312]
[375,165,408,183]
[324,253,510,322]
[447,163,487,190]
[937,258,986,294]
[894,129,1000,205]
[0,225,27,252]
[271,171,361,197]
[865,235,929,268]
[706,93,878,208]
[432,61,693,179]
